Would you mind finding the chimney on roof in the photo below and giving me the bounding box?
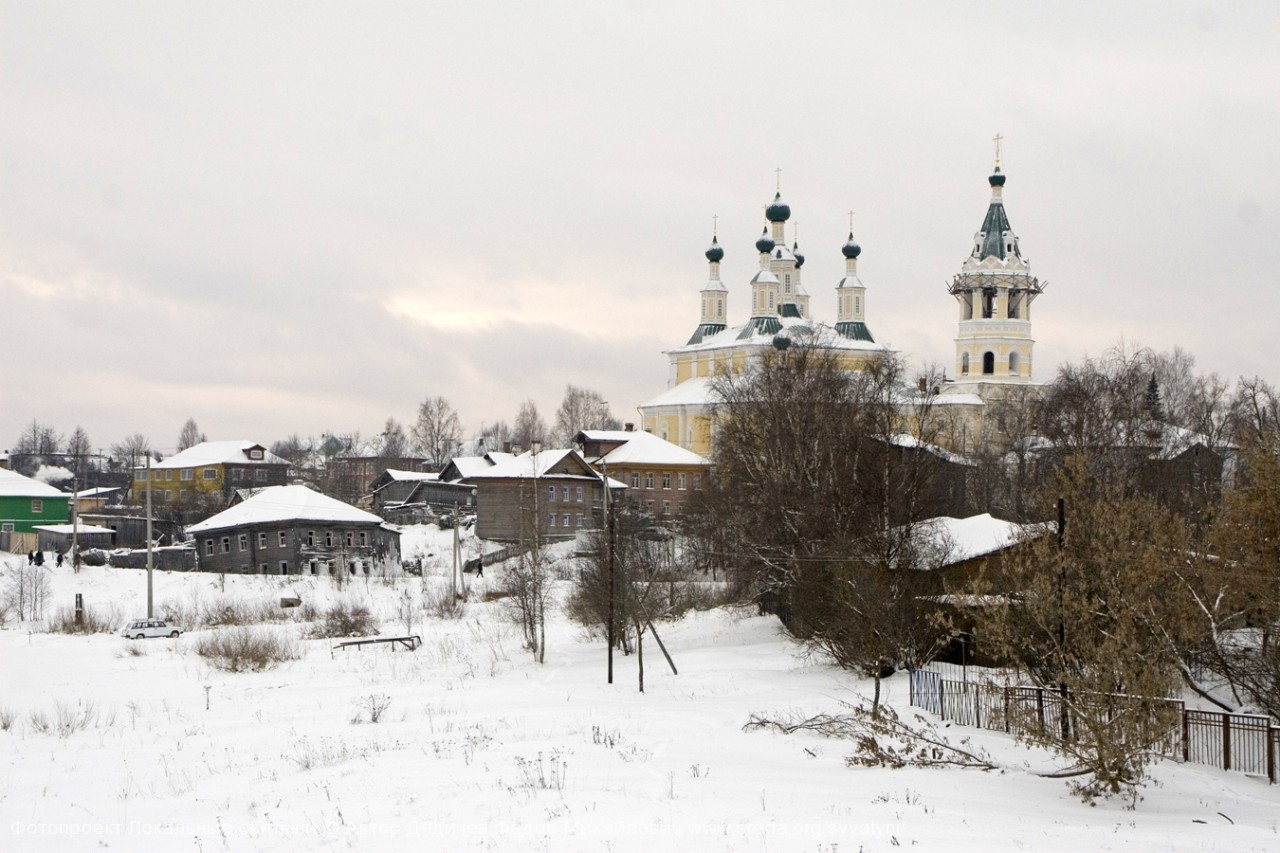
[624,423,634,432]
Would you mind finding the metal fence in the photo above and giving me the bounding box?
[908,669,1279,784]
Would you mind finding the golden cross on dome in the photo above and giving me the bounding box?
[993,132,1004,168]
[848,210,855,231]
[775,167,782,192]
[712,214,718,236]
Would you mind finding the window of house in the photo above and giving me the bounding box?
[181,469,193,481]
[238,534,248,552]
[549,514,557,528]
[255,469,268,482]
[662,500,671,516]
[562,513,570,528]
[280,561,289,575]
[230,469,242,482]
[677,473,686,490]
[306,530,314,547]
[645,473,654,489]
[693,474,702,490]
[576,513,584,528]
[349,562,357,575]
[547,485,556,502]
[1009,352,1020,375]
[646,501,654,514]
[134,470,146,481]
[180,489,189,501]
[363,562,370,575]
[983,352,995,375]
[278,531,288,547]
[221,537,231,553]
[325,531,333,547]
[203,468,217,480]
[260,563,268,573]
[31,499,43,513]
[1,523,13,533]
[631,472,640,488]
[258,531,267,549]
[205,539,215,556]
[359,531,368,546]
[962,352,970,374]
[309,560,318,575]
[249,449,263,460]
[164,490,173,501]
[562,485,570,501]
[345,531,353,547]
[662,473,671,490]
[576,485,584,501]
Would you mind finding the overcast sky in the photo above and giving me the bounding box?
[3,1,1277,456]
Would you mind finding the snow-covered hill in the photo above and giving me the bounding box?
[1,533,1277,852]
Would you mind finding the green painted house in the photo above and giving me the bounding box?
[0,468,70,534]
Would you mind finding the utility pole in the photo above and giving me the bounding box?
[70,476,80,572]
[451,501,462,602]
[604,462,615,685]
[146,454,154,618]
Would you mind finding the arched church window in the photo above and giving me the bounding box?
[983,352,995,375]
[1009,352,1020,375]
[961,353,970,374]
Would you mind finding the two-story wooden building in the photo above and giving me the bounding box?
[575,428,710,520]
[0,468,70,551]
[467,448,618,542]
[131,441,289,513]
[186,485,401,576]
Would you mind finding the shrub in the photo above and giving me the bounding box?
[196,627,302,672]
[309,599,378,639]
[46,603,123,635]
[424,584,465,620]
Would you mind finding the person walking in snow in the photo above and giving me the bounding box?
[34,550,44,567]
[56,551,64,568]
[27,551,35,565]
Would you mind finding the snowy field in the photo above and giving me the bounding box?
[1,527,1278,852]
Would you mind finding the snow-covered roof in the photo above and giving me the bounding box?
[34,523,117,535]
[187,485,385,533]
[447,455,502,479]
[887,434,975,466]
[578,430,709,467]
[668,316,888,356]
[468,449,604,481]
[73,487,120,498]
[912,514,1041,568]
[0,468,67,498]
[382,469,439,483]
[143,441,288,470]
[641,376,718,409]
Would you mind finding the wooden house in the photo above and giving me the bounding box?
[186,485,401,577]
[467,448,615,542]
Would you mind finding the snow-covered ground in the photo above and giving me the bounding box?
[1,527,1278,852]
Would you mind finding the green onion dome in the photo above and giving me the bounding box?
[755,227,775,254]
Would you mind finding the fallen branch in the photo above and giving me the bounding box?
[745,699,999,771]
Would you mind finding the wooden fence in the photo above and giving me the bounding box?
[909,669,1279,784]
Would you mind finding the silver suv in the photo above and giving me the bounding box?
[120,618,183,639]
